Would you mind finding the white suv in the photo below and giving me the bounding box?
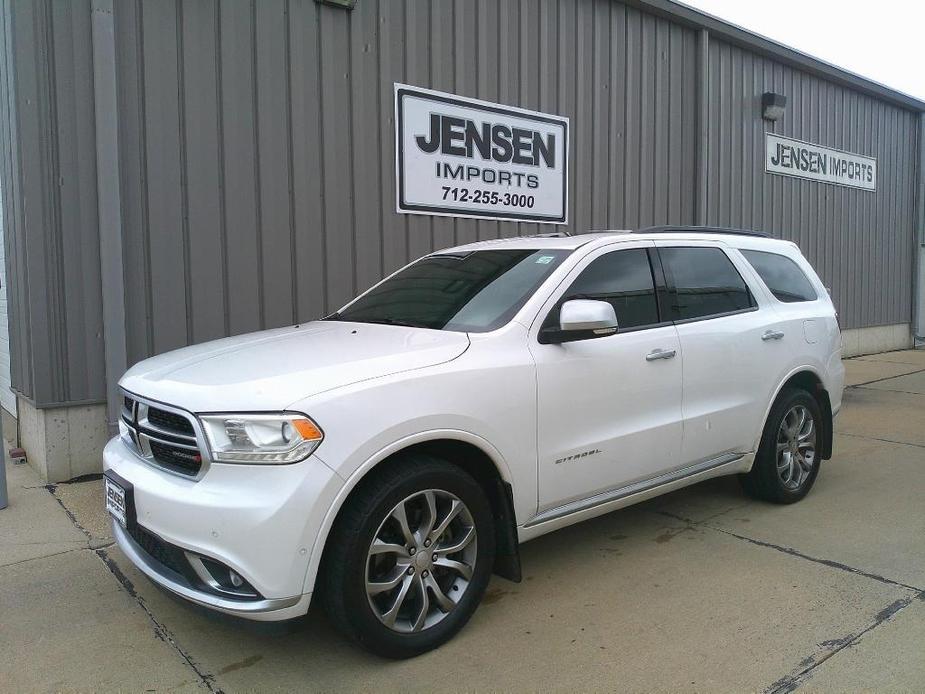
[104,226,844,657]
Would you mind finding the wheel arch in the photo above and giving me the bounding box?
[305,431,522,596]
[761,367,834,460]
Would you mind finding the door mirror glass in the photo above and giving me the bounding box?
[543,299,618,344]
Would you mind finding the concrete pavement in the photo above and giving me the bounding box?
[0,461,209,692]
[1,351,923,692]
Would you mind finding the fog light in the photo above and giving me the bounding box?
[188,554,260,598]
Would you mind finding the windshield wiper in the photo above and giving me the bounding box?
[346,317,432,329]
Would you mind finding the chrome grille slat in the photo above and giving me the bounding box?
[119,390,208,479]
[136,421,197,445]
[140,433,199,451]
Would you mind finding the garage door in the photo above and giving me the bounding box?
[0,170,16,416]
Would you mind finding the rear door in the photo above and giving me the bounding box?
[655,241,785,465]
[738,246,830,350]
[529,242,683,511]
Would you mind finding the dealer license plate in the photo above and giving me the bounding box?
[105,476,128,528]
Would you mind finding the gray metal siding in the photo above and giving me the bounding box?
[114,0,698,367]
[0,0,30,402]
[705,39,918,329]
[0,144,16,415]
[0,0,105,405]
[0,0,920,408]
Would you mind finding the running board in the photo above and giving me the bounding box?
[524,453,745,528]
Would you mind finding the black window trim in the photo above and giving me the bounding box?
[536,245,672,343]
[655,244,760,326]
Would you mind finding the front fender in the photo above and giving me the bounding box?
[303,428,515,594]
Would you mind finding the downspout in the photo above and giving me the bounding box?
[91,0,128,431]
[915,112,925,348]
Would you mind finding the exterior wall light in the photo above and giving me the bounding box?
[762,92,787,121]
[315,0,356,8]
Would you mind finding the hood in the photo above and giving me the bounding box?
[120,321,470,412]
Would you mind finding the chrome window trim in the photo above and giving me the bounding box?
[120,389,211,480]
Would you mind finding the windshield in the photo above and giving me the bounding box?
[329,249,571,332]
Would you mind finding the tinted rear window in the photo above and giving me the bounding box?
[659,247,755,321]
[741,249,817,303]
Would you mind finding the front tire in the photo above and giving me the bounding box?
[740,387,822,504]
[321,454,495,658]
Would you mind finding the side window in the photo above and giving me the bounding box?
[546,248,660,330]
[740,249,818,303]
[659,246,755,322]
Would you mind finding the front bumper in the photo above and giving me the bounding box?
[112,521,312,620]
[104,436,343,621]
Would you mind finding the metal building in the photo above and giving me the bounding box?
[0,0,923,481]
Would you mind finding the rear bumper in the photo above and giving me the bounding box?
[103,436,344,620]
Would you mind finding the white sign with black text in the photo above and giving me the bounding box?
[395,84,569,223]
[765,134,876,191]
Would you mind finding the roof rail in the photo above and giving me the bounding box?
[528,231,571,238]
[634,225,770,238]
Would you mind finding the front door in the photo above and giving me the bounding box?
[529,242,683,512]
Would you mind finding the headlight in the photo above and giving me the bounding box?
[198,413,323,464]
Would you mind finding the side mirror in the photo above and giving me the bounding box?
[541,299,618,344]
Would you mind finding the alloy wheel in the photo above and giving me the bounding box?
[365,489,477,633]
[776,404,817,490]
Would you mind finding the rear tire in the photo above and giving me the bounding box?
[740,387,822,504]
[321,454,495,658]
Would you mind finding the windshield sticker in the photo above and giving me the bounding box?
[536,255,555,264]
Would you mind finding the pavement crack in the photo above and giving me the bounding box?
[45,485,93,543]
[654,509,698,525]
[94,548,224,694]
[707,527,923,592]
[846,365,925,388]
[764,591,924,693]
[835,431,925,450]
[856,387,925,396]
[853,356,925,365]
[0,546,88,568]
[655,510,923,592]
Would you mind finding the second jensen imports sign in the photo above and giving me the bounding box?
[395,84,569,223]
[765,134,876,191]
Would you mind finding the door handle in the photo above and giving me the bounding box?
[761,330,785,341]
[646,348,677,362]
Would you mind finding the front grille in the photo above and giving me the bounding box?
[120,392,205,478]
[128,523,187,577]
[147,406,195,436]
[150,440,203,476]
